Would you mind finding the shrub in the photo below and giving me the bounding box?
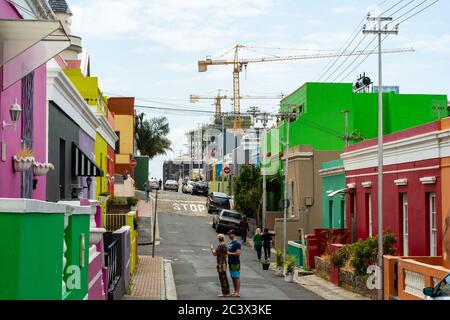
[99,192,110,197]
[127,197,138,207]
[350,230,397,275]
[332,245,352,268]
[275,248,284,268]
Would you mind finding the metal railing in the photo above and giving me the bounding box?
[105,239,120,293]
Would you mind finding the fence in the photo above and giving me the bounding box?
[384,255,449,300]
[105,239,121,295]
[104,213,127,232]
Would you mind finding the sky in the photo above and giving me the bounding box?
[67,0,450,179]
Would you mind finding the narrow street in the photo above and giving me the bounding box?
[139,190,322,300]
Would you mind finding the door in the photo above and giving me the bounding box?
[329,200,334,228]
[367,194,373,237]
[340,200,345,228]
[430,193,437,256]
[59,139,66,200]
[402,194,409,256]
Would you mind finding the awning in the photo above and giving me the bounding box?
[0,19,71,90]
[72,143,103,177]
[328,188,349,197]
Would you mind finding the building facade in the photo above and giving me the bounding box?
[320,159,346,229]
[342,121,444,256]
[107,97,136,177]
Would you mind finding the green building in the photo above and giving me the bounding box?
[319,159,346,229]
[262,82,448,234]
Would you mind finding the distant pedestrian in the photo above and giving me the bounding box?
[262,228,273,261]
[143,179,151,200]
[253,228,263,261]
[226,230,241,297]
[210,234,230,297]
[158,179,162,190]
[239,216,250,244]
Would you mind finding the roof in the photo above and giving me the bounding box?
[107,97,135,115]
[48,0,71,14]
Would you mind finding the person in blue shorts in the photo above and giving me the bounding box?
[226,229,241,297]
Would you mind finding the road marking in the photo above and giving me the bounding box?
[167,231,179,234]
[180,249,195,253]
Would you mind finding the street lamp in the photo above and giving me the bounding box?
[3,99,22,130]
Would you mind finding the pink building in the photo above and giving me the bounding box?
[0,0,70,199]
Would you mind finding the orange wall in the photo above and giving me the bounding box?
[440,118,450,268]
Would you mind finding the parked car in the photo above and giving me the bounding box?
[207,192,231,214]
[212,209,242,234]
[182,180,195,194]
[164,179,179,191]
[149,179,160,190]
[423,273,450,300]
[192,181,208,196]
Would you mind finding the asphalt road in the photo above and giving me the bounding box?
[139,190,322,300]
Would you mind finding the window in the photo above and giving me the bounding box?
[367,194,373,237]
[402,194,409,256]
[115,131,120,153]
[437,275,450,297]
[430,193,437,256]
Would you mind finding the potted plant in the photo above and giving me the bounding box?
[98,191,110,203]
[127,196,138,210]
[284,255,296,282]
[13,148,34,172]
[261,260,271,270]
[275,248,284,276]
[32,162,55,176]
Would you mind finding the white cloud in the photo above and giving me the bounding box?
[71,0,276,53]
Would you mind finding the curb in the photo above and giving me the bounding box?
[160,258,166,300]
[163,259,178,300]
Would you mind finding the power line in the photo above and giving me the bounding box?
[332,35,378,82]
[381,0,406,15]
[323,34,370,82]
[391,0,439,25]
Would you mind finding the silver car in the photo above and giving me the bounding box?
[164,180,179,191]
[423,273,450,300]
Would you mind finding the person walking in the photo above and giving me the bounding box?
[253,228,263,261]
[239,216,250,244]
[226,230,241,297]
[262,228,273,261]
[158,179,162,190]
[210,234,230,298]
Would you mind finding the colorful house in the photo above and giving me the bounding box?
[64,69,118,199]
[0,0,70,200]
[262,82,448,242]
[107,97,136,178]
[320,159,346,229]
[343,118,450,300]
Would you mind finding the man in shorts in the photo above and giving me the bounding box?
[226,229,241,297]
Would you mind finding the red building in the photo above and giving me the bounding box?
[342,121,443,257]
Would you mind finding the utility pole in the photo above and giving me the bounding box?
[221,115,225,193]
[152,189,159,258]
[281,104,294,262]
[260,112,270,230]
[363,14,398,301]
[341,110,351,147]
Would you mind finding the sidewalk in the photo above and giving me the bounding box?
[293,272,370,300]
[245,235,369,300]
[124,256,165,300]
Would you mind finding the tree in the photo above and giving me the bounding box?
[233,165,263,226]
[135,113,172,159]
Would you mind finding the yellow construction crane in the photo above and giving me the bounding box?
[198,44,414,130]
[190,89,283,125]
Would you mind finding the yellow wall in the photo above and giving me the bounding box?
[115,114,134,163]
[95,133,108,198]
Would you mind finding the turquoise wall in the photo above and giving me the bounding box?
[321,160,346,229]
